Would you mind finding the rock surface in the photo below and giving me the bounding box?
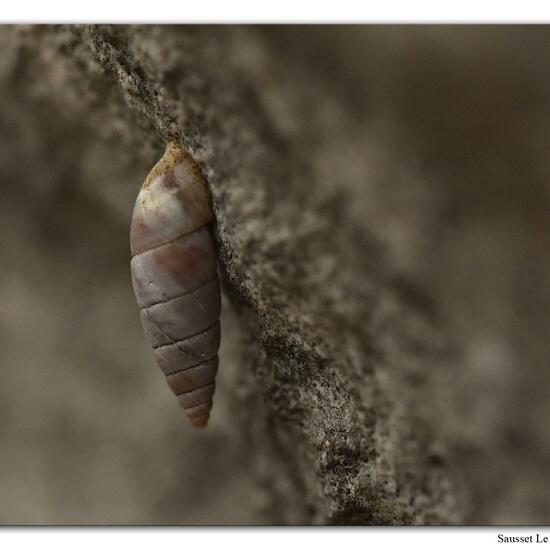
[0,25,548,524]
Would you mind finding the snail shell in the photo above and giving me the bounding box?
[130,142,221,429]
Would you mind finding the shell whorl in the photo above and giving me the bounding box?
[130,142,220,429]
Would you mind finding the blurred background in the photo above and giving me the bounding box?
[0,25,548,524]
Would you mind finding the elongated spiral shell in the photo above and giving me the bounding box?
[130,142,221,429]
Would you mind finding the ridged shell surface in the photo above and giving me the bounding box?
[130,142,220,429]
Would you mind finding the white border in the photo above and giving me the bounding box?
[1,527,550,550]
[2,0,550,23]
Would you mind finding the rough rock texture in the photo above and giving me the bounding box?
[0,25,549,524]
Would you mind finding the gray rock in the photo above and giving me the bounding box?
[0,24,548,525]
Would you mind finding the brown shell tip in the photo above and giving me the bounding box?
[163,141,189,166]
[190,415,209,429]
[164,141,182,155]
